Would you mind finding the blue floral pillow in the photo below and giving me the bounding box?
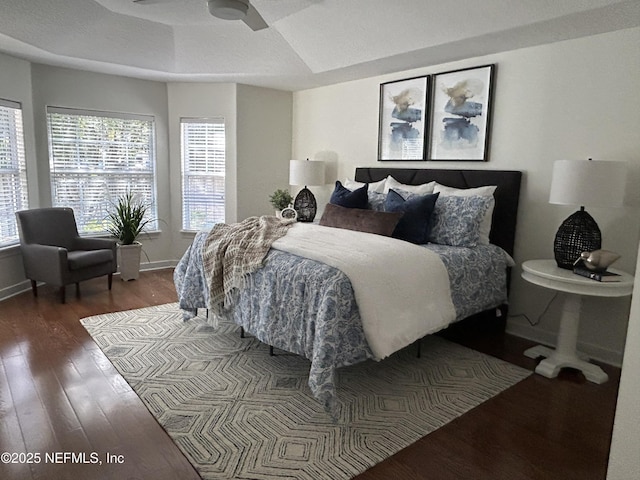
[330,180,368,209]
[428,195,492,247]
[367,191,387,211]
[384,189,439,244]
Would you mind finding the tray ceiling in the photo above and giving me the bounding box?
[0,0,638,90]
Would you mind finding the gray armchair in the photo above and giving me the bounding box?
[16,207,117,303]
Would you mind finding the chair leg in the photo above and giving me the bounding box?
[269,345,274,356]
[30,280,38,297]
[108,273,113,290]
[76,282,80,298]
[240,326,245,338]
[60,286,66,304]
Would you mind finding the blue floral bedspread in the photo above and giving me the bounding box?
[424,243,513,321]
[174,231,511,415]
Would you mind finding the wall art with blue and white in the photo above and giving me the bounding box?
[429,64,494,161]
[378,76,429,161]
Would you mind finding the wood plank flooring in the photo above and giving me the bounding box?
[0,269,620,479]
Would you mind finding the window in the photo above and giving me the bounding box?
[0,99,29,247]
[47,107,157,234]
[180,118,225,231]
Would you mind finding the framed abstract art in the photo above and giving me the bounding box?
[428,64,495,161]
[378,76,430,161]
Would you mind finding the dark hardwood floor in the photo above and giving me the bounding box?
[0,269,620,479]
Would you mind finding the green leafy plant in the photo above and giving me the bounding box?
[106,191,154,245]
[269,189,293,210]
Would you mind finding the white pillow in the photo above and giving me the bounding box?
[343,177,387,193]
[433,183,497,245]
[384,176,436,195]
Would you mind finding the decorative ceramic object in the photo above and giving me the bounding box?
[577,249,621,272]
[281,204,298,220]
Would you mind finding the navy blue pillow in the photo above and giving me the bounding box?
[329,180,368,209]
[384,189,439,244]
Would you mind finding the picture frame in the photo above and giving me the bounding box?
[377,76,430,161]
[428,64,495,161]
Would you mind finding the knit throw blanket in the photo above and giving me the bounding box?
[202,215,294,319]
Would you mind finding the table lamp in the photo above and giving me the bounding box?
[549,158,627,269]
[289,158,325,222]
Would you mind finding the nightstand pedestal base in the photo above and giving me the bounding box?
[523,292,608,384]
[524,346,608,383]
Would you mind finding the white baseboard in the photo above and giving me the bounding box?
[138,260,177,272]
[0,280,33,301]
[506,322,623,368]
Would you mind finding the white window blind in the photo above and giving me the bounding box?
[47,107,157,234]
[0,99,29,247]
[180,118,225,231]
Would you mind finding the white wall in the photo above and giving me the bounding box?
[607,241,640,478]
[292,27,640,365]
[236,84,292,220]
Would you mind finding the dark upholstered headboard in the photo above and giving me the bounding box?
[354,168,522,256]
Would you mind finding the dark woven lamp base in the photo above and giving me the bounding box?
[553,208,601,269]
[294,186,317,222]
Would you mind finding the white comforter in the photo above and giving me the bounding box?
[272,223,456,360]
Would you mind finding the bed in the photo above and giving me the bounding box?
[174,167,522,415]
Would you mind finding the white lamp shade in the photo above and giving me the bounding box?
[289,159,325,186]
[549,159,627,208]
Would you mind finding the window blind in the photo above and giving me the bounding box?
[0,99,29,247]
[180,118,226,231]
[47,107,157,235]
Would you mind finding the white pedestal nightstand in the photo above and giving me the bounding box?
[521,259,634,384]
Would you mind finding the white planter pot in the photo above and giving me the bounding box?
[118,242,142,281]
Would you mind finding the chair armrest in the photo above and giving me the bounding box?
[20,244,67,284]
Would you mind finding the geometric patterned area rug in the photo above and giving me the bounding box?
[81,303,530,480]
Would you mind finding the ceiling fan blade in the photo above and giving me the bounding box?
[243,4,269,31]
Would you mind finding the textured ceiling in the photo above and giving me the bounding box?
[0,0,638,91]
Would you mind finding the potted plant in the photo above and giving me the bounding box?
[269,189,293,217]
[106,191,153,281]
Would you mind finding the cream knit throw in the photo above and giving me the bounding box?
[203,215,294,319]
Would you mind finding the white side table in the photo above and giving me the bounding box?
[521,259,634,383]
